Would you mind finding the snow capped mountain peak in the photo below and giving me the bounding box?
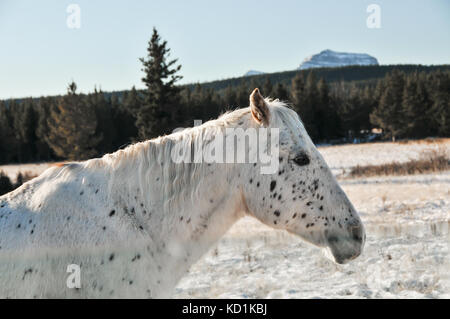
[244,70,265,77]
[299,49,378,70]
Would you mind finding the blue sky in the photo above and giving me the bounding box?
[0,0,449,99]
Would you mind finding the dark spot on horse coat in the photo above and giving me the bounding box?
[270,181,276,192]
[109,254,115,261]
[292,213,297,218]
[80,191,84,196]
[273,210,280,217]
[22,268,33,280]
[109,210,116,217]
[301,213,306,218]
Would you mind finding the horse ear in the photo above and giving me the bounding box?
[250,88,270,125]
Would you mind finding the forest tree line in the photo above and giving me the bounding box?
[0,29,449,164]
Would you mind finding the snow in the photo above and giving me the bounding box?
[174,219,449,298]
[299,49,378,70]
[0,162,55,183]
[319,139,450,177]
[1,139,449,298]
[244,70,265,77]
[173,140,450,299]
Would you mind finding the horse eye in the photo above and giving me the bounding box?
[293,152,310,166]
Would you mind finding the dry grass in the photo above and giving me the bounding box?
[349,148,449,178]
[396,137,450,145]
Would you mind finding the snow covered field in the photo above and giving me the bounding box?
[1,139,449,298]
[173,140,449,299]
[174,173,449,298]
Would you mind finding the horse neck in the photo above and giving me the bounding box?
[102,135,247,283]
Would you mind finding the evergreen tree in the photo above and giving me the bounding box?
[223,85,237,108]
[262,77,273,97]
[12,98,37,162]
[370,70,405,140]
[0,171,13,196]
[236,84,249,107]
[46,82,101,160]
[35,97,54,161]
[89,88,116,155]
[429,71,450,136]
[401,74,432,138]
[116,87,140,145]
[271,83,289,101]
[0,101,19,163]
[136,28,182,139]
[316,78,340,140]
[291,72,319,140]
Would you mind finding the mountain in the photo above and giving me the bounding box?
[244,70,265,77]
[299,49,379,70]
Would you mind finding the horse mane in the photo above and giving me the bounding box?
[79,99,295,215]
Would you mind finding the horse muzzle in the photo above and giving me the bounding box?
[326,222,366,264]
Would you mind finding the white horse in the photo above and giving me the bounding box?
[0,88,365,298]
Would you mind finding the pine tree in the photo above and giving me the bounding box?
[35,97,54,161]
[12,98,37,162]
[401,74,432,138]
[223,85,237,107]
[262,77,273,97]
[0,101,19,163]
[89,88,116,155]
[292,72,319,140]
[136,28,182,139]
[0,171,13,196]
[271,83,289,101]
[236,83,249,107]
[429,71,450,136]
[116,87,140,145]
[316,78,340,140]
[46,82,101,160]
[370,70,405,140]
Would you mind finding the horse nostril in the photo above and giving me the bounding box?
[350,224,364,243]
